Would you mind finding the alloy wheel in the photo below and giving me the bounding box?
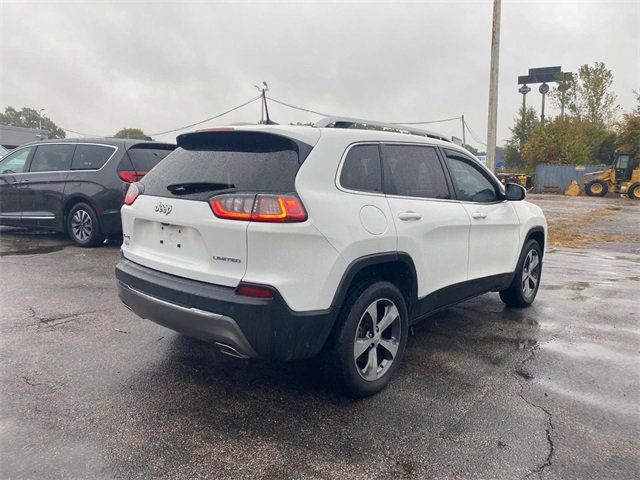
[71,209,93,242]
[521,249,540,300]
[353,298,401,381]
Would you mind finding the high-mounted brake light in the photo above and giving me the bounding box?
[119,170,147,183]
[195,127,235,133]
[209,194,307,223]
[124,183,140,205]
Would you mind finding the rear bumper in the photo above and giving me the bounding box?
[115,257,337,360]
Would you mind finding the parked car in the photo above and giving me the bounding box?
[0,138,176,246]
[115,118,546,396]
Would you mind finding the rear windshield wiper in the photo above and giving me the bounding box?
[166,182,235,195]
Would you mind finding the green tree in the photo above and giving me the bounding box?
[503,105,538,169]
[551,62,619,126]
[114,128,149,140]
[0,106,66,138]
[522,117,614,167]
[616,100,640,158]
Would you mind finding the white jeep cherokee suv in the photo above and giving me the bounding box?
[116,118,546,396]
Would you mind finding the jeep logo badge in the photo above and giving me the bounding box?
[155,202,173,215]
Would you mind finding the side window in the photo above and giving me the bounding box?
[0,147,33,174]
[382,144,450,199]
[71,145,115,170]
[30,144,75,173]
[444,154,499,203]
[340,144,382,192]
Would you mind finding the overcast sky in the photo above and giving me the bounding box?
[1,0,638,148]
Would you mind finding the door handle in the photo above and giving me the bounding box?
[471,212,487,219]
[398,211,422,221]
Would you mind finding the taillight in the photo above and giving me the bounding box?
[236,283,274,299]
[124,183,140,205]
[118,170,147,183]
[209,194,307,223]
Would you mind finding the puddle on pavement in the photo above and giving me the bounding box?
[0,229,72,256]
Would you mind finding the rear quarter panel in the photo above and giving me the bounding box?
[274,135,397,311]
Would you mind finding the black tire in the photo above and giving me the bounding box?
[500,239,543,308]
[628,183,640,200]
[66,202,105,247]
[325,281,409,397]
[585,179,608,197]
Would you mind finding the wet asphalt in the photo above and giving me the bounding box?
[0,215,639,479]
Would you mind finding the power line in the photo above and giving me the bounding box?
[59,95,262,140]
[61,127,104,137]
[150,95,262,136]
[268,96,464,128]
[463,119,487,147]
[266,96,331,117]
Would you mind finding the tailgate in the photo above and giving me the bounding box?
[121,195,247,287]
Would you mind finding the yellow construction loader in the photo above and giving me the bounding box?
[583,153,640,199]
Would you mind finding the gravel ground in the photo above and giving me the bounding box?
[1,195,639,479]
[527,193,640,254]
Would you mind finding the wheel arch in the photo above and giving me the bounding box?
[63,195,100,223]
[524,226,545,258]
[330,252,418,317]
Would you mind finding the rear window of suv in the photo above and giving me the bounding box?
[140,131,309,199]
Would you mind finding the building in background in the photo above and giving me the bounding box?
[0,124,49,150]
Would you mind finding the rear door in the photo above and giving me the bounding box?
[442,149,520,280]
[382,143,471,299]
[120,131,309,287]
[20,143,75,228]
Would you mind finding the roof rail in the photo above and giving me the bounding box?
[314,116,451,143]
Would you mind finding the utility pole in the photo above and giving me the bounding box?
[38,108,45,130]
[254,82,271,124]
[461,115,466,146]
[486,0,501,173]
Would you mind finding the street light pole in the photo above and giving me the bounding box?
[486,0,501,173]
[539,83,549,123]
[38,109,45,130]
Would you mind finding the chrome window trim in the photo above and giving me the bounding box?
[0,143,119,175]
[335,142,386,197]
[335,140,460,204]
[442,147,506,197]
[0,145,36,174]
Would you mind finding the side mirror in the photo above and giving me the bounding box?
[505,182,526,201]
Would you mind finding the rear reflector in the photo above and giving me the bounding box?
[209,193,307,223]
[236,284,274,299]
[124,183,140,205]
[119,170,147,183]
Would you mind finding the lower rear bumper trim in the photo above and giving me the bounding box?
[117,280,258,358]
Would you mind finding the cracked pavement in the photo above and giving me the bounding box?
[1,197,639,479]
